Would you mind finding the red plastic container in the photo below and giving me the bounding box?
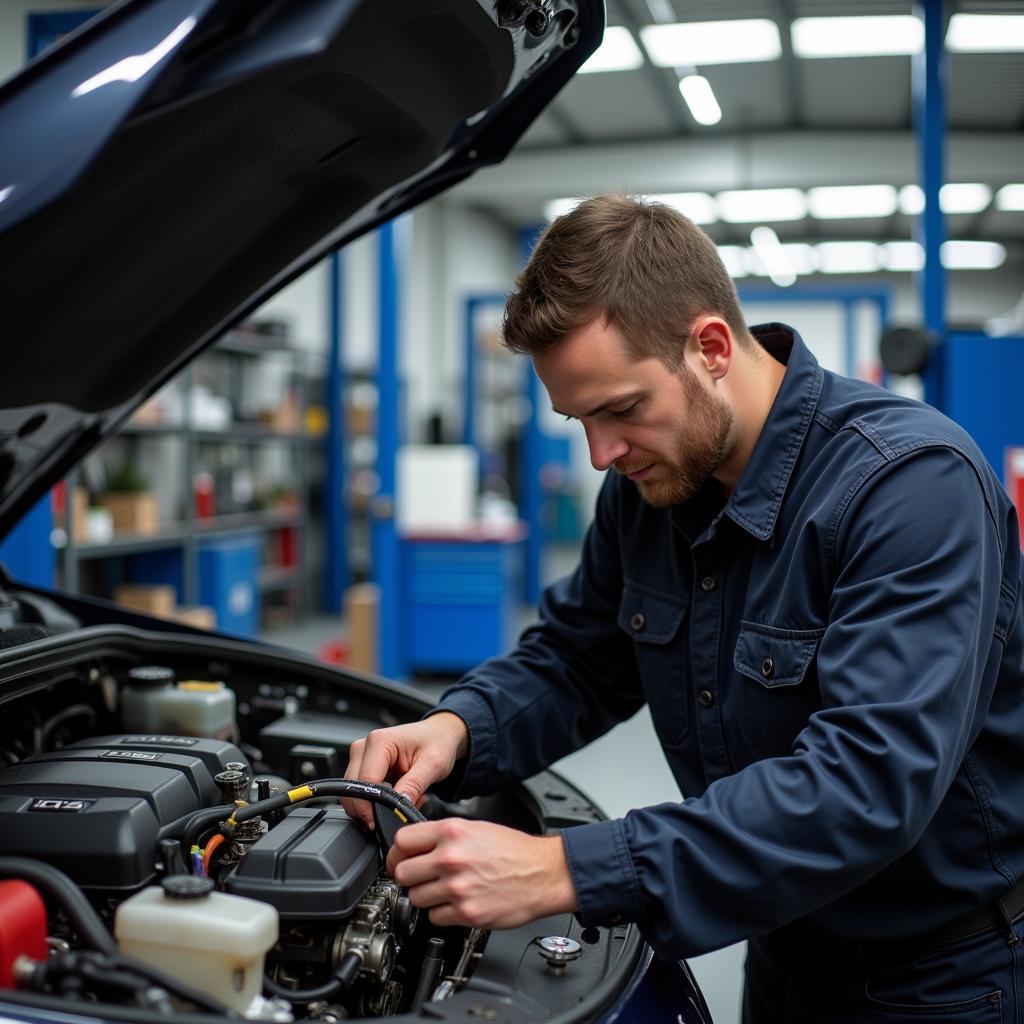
[0,880,47,988]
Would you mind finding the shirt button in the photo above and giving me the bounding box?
[701,576,716,592]
[761,657,774,678]
[630,613,645,631]
[699,689,714,707]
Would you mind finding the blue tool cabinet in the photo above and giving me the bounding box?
[403,533,523,674]
[128,533,261,637]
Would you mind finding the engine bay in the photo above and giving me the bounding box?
[0,619,641,1023]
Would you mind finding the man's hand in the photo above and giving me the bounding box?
[342,713,469,828]
[385,819,579,929]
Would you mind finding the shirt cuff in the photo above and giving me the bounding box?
[422,689,499,800]
[561,818,645,928]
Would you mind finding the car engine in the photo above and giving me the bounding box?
[0,634,633,1024]
[0,732,428,1019]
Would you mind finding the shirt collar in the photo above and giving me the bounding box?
[720,323,824,542]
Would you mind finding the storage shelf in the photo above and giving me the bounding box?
[120,423,315,444]
[61,334,318,627]
[74,529,188,559]
[259,565,303,592]
[197,510,301,536]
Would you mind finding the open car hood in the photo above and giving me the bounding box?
[0,0,601,539]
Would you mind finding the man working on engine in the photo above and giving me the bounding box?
[343,194,1024,1021]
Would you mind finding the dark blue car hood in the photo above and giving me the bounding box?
[0,0,601,538]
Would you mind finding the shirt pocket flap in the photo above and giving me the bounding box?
[734,623,824,689]
[616,585,688,644]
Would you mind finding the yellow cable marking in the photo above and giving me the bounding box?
[392,809,408,823]
[288,785,315,803]
[225,815,238,828]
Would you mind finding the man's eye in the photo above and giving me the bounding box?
[612,402,638,418]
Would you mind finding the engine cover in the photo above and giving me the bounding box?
[224,806,379,920]
[0,735,245,895]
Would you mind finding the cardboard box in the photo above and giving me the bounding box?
[113,584,177,618]
[165,605,217,630]
[344,583,379,674]
[71,486,89,544]
[100,492,160,535]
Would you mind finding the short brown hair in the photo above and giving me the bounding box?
[502,193,749,366]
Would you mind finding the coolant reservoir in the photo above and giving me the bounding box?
[115,875,278,1014]
[122,667,236,740]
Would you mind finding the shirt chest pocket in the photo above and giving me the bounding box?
[617,583,691,748]
[734,622,825,759]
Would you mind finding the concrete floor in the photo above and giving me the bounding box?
[264,550,745,1024]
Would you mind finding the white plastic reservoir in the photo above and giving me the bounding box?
[115,875,278,1014]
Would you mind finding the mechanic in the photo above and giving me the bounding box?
[343,194,1024,1021]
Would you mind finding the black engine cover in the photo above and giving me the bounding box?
[225,806,379,920]
[0,734,245,894]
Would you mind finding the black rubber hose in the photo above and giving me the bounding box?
[227,780,425,830]
[262,951,363,1005]
[25,951,233,1016]
[176,804,234,868]
[0,857,115,954]
[411,936,446,1011]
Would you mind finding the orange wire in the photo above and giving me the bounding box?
[202,833,226,874]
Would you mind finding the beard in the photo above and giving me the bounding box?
[614,366,733,508]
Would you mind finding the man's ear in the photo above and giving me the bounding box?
[691,317,733,380]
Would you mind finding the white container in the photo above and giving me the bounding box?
[115,877,278,1014]
[123,679,236,740]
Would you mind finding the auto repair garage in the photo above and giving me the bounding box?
[0,2,1022,1023]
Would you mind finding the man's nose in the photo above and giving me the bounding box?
[585,424,629,471]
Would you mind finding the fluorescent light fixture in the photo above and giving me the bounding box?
[640,19,782,67]
[815,242,881,274]
[791,16,923,58]
[716,188,806,223]
[899,185,924,215]
[653,192,717,224]
[544,198,582,222]
[941,241,1006,269]
[749,227,797,287]
[579,26,645,73]
[679,75,722,125]
[946,14,1024,53]
[0,186,12,205]
[807,185,897,219]
[716,245,749,278]
[939,183,992,214]
[881,241,925,272]
[996,184,1024,211]
[779,243,819,275]
[900,183,993,215]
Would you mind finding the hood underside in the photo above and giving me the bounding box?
[0,0,601,537]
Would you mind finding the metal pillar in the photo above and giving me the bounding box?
[462,297,481,448]
[914,0,948,405]
[324,251,348,612]
[518,225,546,604]
[372,218,409,679]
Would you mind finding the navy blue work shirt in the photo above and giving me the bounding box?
[432,324,1024,959]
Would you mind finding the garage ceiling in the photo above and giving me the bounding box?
[455,0,1024,265]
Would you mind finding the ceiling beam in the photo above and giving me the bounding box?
[543,101,589,146]
[458,131,1024,204]
[617,0,694,133]
[774,0,804,129]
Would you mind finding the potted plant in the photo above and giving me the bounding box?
[99,463,161,536]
